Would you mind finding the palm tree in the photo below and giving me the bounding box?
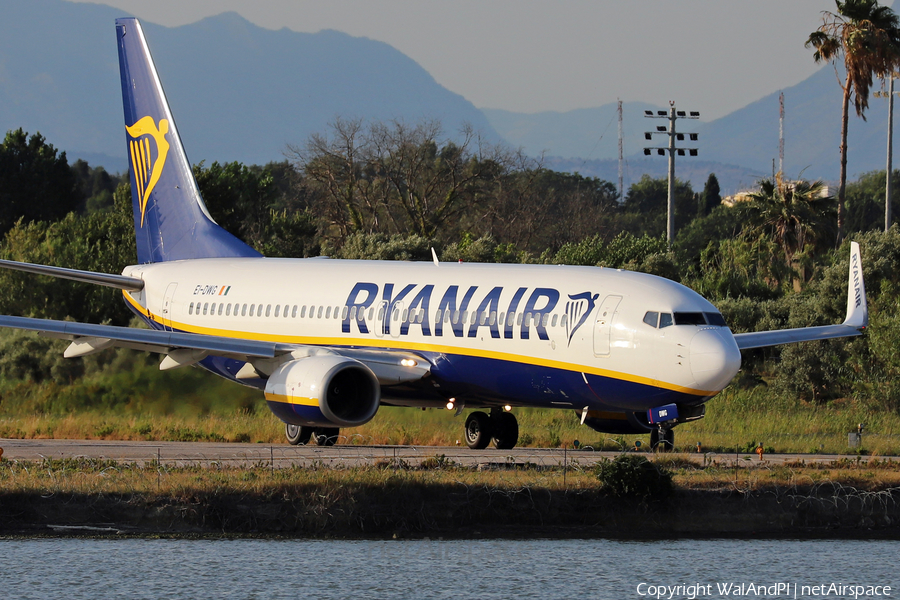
[743,174,836,284]
[806,0,900,245]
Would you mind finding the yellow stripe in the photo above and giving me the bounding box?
[264,392,319,407]
[121,292,712,396]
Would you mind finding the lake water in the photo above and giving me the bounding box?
[0,538,896,599]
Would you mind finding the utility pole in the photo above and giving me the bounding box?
[643,103,700,248]
[876,75,898,232]
[618,99,624,202]
[779,92,784,175]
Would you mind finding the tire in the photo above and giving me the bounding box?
[464,412,493,450]
[313,427,340,446]
[662,428,675,452]
[651,428,675,452]
[285,423,313,445]
[492,412,519,450]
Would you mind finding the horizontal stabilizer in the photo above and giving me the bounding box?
[733,241,868,350]
[0,259,144,291]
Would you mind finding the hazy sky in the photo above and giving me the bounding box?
[73,0,841,120]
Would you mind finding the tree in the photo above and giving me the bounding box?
[621,175,696,237]
[193,161,318,258]
[0,129,81,236]
[699,173,721,216]
[742,175,836,285]
[806,0,900,245]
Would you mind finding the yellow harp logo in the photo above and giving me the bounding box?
[126,116,170,227]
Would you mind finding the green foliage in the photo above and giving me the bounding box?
[621,175,696,236]
[594,454,673,501]
[331,232,434,261]
[0,183,135,325]
[845,169,900,233]
[194,161,319,258]
[0,129,81,236]
[553,232,673,278]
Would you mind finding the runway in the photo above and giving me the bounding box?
[0,438,893,468]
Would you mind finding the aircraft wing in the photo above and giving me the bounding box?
[0,314,430,384]
[732,241,868,350]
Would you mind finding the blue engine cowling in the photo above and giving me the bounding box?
[580,410,654,434]
[264,355,381,427]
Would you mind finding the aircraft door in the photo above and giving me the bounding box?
[161,282,178,331]
[374,301,388,338]
[593,295,622,357]
[389,302,404,339]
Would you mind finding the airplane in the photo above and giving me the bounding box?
[0,18,869,451]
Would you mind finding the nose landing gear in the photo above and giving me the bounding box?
[650,426,675,451]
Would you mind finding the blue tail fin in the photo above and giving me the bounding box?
[116,18,261,264]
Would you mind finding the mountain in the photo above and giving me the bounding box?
[0,0,502,173]
[483,104,765,193]
[699,64,893,183]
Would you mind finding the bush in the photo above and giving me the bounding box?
[594,454,673,501]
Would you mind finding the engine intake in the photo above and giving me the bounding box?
[264,355,380,427]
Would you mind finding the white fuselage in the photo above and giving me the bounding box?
[121,257,742,413]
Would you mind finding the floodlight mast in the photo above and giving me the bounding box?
[643,103,700,248]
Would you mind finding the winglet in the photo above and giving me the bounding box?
[844,241,867,329]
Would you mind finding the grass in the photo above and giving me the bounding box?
[1,357,900,455]
[2,456,900,538]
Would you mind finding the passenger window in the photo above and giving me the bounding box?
[265,304,271,317]
[317,306,323,319]
[292,305,298,318]
[643,311,659,328]
[249,304,255,317]
[225,304,231,316]
[218,304,224,316]
[326,306,332,319]
[210,302,216,315]
[241,304,247,317]
[489,311,497,326]
[551,314,558,327]
[203,302,208,316]
[659,313,673,328]
[341,306,349,320]
[274,305,280,318]
[542,313,549,327]
[517,313,523,326]
[189,302,194,315]
[560,314,568,327]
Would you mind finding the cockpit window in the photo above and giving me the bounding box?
[659,313,673,328]
[704,312,727,327]
[642,311,659,327]
[674,312,707,325]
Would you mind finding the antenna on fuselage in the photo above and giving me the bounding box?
[431,247,440,267]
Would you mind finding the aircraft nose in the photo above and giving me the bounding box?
[690,328,741,392]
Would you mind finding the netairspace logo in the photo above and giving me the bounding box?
[636,582,893,599]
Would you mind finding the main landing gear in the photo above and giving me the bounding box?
[285,423,340,446]
[650,426,675,452]
[464,408,519,450]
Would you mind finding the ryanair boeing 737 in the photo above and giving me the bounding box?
[0,19,869,450]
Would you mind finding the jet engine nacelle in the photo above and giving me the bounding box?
[581,410,654,435]
[264,355,380,428]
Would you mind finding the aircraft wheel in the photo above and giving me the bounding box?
[492,412,519,450]
[651,428,675,452]
[464,411,493,449]
[663,428,675,451]
[312,427,340,446]
[285,423,313,445]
